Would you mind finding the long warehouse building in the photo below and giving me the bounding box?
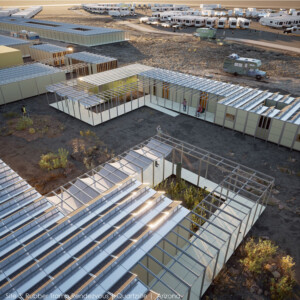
[0,133,274,300]
[0,17,127,46]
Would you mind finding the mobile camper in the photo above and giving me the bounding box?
[259,15,300,28]
[195,17,207,27]
[229,17,237,28]
[237,18,251,29]
[233,8,244,17]
[223,53,266,80]
[217,17,227,28]
[184,16,196,26]
[206,17,218,27]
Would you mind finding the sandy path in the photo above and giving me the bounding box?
[121,21,192,36]
[225,38,300,54]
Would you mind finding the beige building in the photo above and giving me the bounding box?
[0,46,23,69]
[0,34,31,57]
[65,51,117,75]
[0,63,65,105]
[29,43,72,66]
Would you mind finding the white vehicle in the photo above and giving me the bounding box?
[227,10,233,17]
[283,26,300,35]
[184,16,196,26]
[152,12,161,18]
[206,17,218,27]
[195,17,207,27]
[217,17,227,28]
[140,17,149,23]
[229,17,237,28]
[266,11,288,18]
[233,8,244,17]
[289,9,296,15]
[259,15,300,28]
[246,8,258,18]
[200,4,221,10]
[237,17,251,29]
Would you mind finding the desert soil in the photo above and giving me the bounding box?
[0,3,300,299]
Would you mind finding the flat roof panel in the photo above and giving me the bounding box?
[66,51,116,64]
[30,43,69,53]
[0,17,124,36]
[0,63,63,85]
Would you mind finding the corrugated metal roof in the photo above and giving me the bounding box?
[0,34,30,46]
[0,17,124,35]
[0,63,63,85]
[30,43,69,53]
[66,51,116,64]
[79,64,153,86]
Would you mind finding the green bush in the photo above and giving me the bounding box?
[80,129,96,137]
[16,117,33,131]
[270,275,294,300]
[29,128,36,134]
[241,238,278,274]
[39,148,69,171]
[270,255,296,299]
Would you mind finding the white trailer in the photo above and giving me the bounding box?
[259,15,300,28]
[246,8,257,18]
[184,16,196,26]
[195,17,207,27]
[237,17,251,29]
[206,17,218,27]
[217,17,227,28]
[229,17,237,28]
[176,16,186,26]
[233,8,244,17]
[200,4,221,10]
[152,12,161,18]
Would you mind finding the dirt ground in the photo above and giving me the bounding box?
[0,3,300,299]
[30,6,300,97]
[1,94,300,298]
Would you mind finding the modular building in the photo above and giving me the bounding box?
[0,63,65,105]
[0,34,31,57]
[29,43,72,66]
[0,132,274,300]
[0,17,127,46]
[65,51,117,75]
[0,46,23,69]
[139,68,300,151]
[47,64,300,150]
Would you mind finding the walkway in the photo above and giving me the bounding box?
[121,21,192,36]
[225,38,300,54]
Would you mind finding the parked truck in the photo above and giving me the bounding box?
[194,27,217,39]
[223,54,267,80]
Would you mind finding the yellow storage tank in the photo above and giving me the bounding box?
[0,46,23,69]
